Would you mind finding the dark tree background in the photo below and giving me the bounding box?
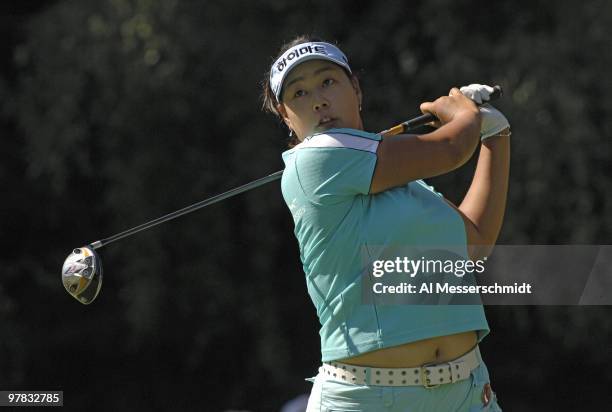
[1,0,611,410]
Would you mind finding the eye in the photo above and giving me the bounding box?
[322,78,335,87]
[293,89,306,98]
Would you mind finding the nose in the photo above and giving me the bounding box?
[312,93,329,112]
[313,101,329,112]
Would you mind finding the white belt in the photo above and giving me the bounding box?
[321,346,479,388]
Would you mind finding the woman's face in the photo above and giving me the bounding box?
[277,59,363,141]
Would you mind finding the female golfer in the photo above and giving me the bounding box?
[263,35,509,411]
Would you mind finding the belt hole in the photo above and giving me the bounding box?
[376,371,380,375]
[414,370,418,375]
[376,380,380,384]
[439,378,443,382]
[388,371,393,375]
[389,380,393,384]
[402,380,406,384]
[414,379,418,383]
[401,371,406,375]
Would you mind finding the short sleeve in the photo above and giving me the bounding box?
[414,179,445,199]
[293,131,380,205]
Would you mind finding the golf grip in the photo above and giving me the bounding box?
[89,85,503,250]
[380,85,503,136]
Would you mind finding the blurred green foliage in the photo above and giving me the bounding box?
[1,0,612,410]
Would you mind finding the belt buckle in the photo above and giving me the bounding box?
[420,361,443,389]
[419,362,454,389]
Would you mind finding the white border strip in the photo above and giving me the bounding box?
[295,133,379,153]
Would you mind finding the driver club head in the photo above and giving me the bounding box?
[62,245,103,304]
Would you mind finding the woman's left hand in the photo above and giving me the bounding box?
[460,84,511,141]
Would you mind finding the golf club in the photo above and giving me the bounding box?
[61,85,503,304]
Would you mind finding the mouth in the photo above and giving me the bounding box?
[317,116,337,127]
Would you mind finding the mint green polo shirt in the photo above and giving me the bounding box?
[281,128,490,362]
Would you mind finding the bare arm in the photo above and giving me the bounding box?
[444,129,511,259]
[370,88,481,194]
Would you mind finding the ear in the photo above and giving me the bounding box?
[350,76,363,106]
[276,103,293,130]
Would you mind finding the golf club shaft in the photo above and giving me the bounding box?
[90,86,502,250]
[89,170,284,249]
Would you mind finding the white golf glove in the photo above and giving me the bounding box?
[460,84,510,141]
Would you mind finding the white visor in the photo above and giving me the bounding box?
[270,42,352,102]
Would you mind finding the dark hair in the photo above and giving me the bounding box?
[261,34,355,148]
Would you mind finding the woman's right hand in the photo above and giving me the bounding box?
[419,87,481,128]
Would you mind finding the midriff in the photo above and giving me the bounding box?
[336,330,478,368]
